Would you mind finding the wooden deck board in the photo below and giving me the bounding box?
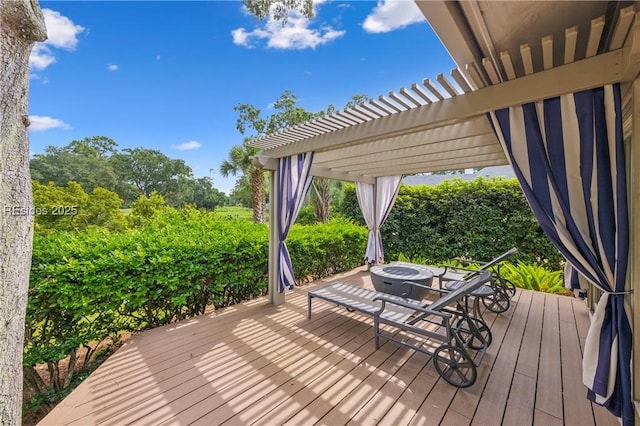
[250,322,378,426]
[438,290,521,422]
[155,313,370,425]
[472,290,532,425]
[570,298,618,425]
[39,267,618,426]
[376,360,439,425]
[534,294,564,420]
[558,295,597,426]
[344,350,427,425]
[502,290,544,425]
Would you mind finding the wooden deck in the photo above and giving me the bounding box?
[40,267,617,426]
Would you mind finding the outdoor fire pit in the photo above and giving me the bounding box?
[369,262,434,300]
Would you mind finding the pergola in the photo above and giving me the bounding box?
[247,1,640,424]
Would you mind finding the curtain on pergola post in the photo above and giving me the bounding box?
[489,83,632,424]
[276,152,314,292]
[356,175,402,264]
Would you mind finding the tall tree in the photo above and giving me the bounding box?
[244,0,313,21]
[0,1,47,424]
[31,147,118,193]
[110,148,193,206]
[220,144,265,222]
[227,174,252,208]
[66,135,118,158]
[225,90,319,223]
[190,177,227,210]
[308,95,372,223]
[310,177,331,223]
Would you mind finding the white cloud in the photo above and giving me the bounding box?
[43,9,84,49]
[172,141,202,151]
[29,9,84,71]
[232,2,345,50]
[29,44,56,70]
[30,73,50,85]
[107,63,118,72]
[231,29,250,46]
[29,115,72,131]
[362,0,424,34]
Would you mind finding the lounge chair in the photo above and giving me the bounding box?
[308,270,492,387]
[438,247,518,313]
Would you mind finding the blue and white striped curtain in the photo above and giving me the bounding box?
[489,84,632,424]
[276,152,314,292]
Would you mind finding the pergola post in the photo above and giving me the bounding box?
[268,169,284,305]
[372,179,379,265]
[631,77,640,421]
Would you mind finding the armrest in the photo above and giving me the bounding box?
[372,294,452,320]
[454,257,488,267]
[400,280,449,296]
[439,266,482,281]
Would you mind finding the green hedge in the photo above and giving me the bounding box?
[24,210,366,408]
[337,177,563,268]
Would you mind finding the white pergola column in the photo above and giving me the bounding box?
[268,169,284,306]
[631,77,640,421]
[372,179,379,265]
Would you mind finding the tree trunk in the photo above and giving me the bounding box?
[0,1,46,424]
[249,169,265,223]
[311,177,331,223]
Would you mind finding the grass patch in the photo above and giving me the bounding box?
[215,206,254,220]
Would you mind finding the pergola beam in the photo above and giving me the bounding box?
[350,153,507,176]
[252,154,376,184]
[340,146,505,174]
[253,50,622,159]
[359,157,507,177]
[314,133,499,169]
[314,117,492,163]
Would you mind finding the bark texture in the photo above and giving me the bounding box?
[250,169,266,224]
[0,1,46,424]
[312,177,330,223]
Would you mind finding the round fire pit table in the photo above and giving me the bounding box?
[370,262,434,300]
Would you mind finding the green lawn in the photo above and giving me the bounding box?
[215,206,254,220]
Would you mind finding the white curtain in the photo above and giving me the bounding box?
[356,175,402,264]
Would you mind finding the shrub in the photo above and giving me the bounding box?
[32,181,128,232]
[337,177,563,269]
[25,212,367,410]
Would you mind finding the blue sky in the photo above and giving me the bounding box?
[29,0,455,194]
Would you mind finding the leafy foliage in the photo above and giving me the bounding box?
[337,177,563,269]
[220,144,266,222]
[30,145,118,193]
[25,212,366,408]
[110,147,193,203]
[310,177,331,223]
[501,261,571,295]
[224,90,323,223]
[126,192,167,228]
[244,0,313,21]
[32,181,128,232]
[31,137,228,209]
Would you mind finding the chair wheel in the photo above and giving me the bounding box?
[433,345,477,388]
[482,290,510,313]
[503,279,517,298]
[456,317,492,349]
